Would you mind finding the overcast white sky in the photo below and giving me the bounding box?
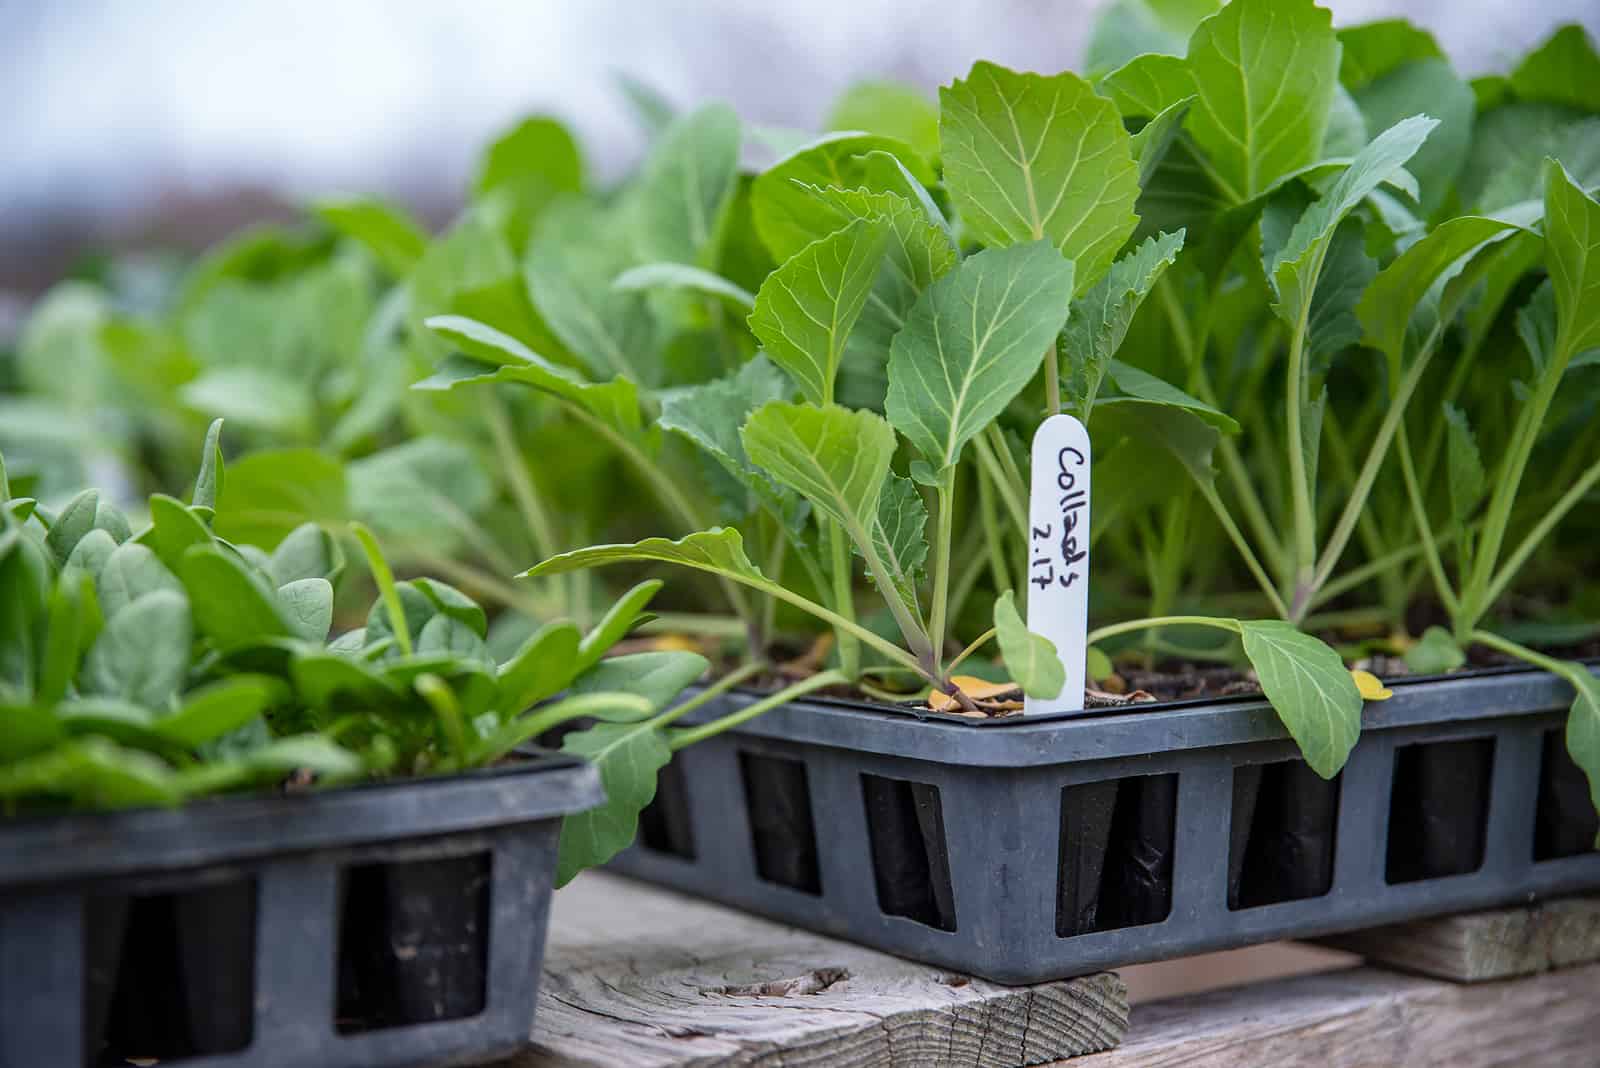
[1,0,1594,245]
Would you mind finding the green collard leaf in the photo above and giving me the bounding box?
[1060,230,1185,415]
[628,103,741,265]
[1092,399,1220,492]
[751,132,934,262]
[742,402,895,546]
[1509,25,1600,114]
[658,356,803,529]
[176,545,293,649]
[1303,222,1378,371]
[1086,0,1219,73]
[556,721,672,885]
[1403,626,1466,675]
[277,578,334,643]
[748,219,888,406]
[612,263,755,309]
[826,81,941,162]
[1442,404,1486,528]
[213,449,348,550]
[1130,98,1194,186]
[576,579,664,675]
[1559,666,1600,847]
[1104,360,1239,432]
[1544,159,1600,362]
[1353,59,1474,215]
[180,367,313,440]
[193,418,225,514]
[313,196,428,276]
[868,473,929,617]
[1100,53,1196,120]
[1464,108,1600,214]
[1186,0,1340,202]
[474,116,584,200]
[1337,19,1443,90]
[421,316,642,440]
[496,621,582,713]
[994,589,1065,700]
[1266,116,1437,329]
[523,528,789,613]
[1321,86,1369,159]
[940,62,1140,289]
[1237,620,1362,778]
[345,438,495,556]
[885,242,1076,472]
[96,542,181,621]
[1358,215,1523,359]
[80,591,191,709]
[571,651,707,714]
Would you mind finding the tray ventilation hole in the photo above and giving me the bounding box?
[1228,760,1340,910]
[739,752,822,894]
[861,774,957,931]
[1386,737,1495,884]
[1057,774,1178,937]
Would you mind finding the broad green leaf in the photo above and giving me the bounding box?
[96,542,181,620]
[1353,59,1474,214]
[1321,85,1369,158]
[143,495,214,570]
[408,208,559,364]
[1086,0,1219,73]
[416,613,489,664]
[1442,404,1486,527]
[525,197,655,382]
[751,132,935,261]
[1104,360,1239,432]
[1337,19,1442,90]
[213,449,348,550]
[1186,0,1340,201]
[1302,222,1378,370]
[179,367,314,439]
[826,81,941,162]
[743,402,896,547]
[413,578,487,638]
[474,116,583,199]
[1100,53,1196,119]
[523,528,790,612]
[0,703,63,763]
[868,473,929,616]
[1516,282,1560,376]
[155,676,282,748]
[291,652,398,715]
[628,103,741,265]
[994,589,1065,699]
[176,545,292,648]
[748,218,889,405]
[39,572,95,706]
[497,621,583,713]
[658,355,802,528]
[1559,666,1600,846]
[80,591,191,708]
[267,522,342,586]
[0,529,50,699]
[1237,619,1362,778]
[1404,626,1466,675]
[556,722,672,885]
[1060,230,1186,415]
[45,490,101,567]
[885,242,1077,472]
[1464,108,1600,213]
[0,738,181,810]
[571,651,708,713]
[576,579,664,675]
[64,529,118,586]
[277,578,334,643]
[1130,98,1194,186]
[346,438,495,554]
[1509,25,1600,113]
[940,61,1140,289]
[612,263,755,309]
[1092,399,1221,492]
[1358,215,1523,359]
[422,315,642,439]
[1266,116,1437,329]
[1543,159,1600,361]
[313,196,428,276]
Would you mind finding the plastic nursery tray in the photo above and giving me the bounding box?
[612,665,1600,985]
[0,751,601,1068]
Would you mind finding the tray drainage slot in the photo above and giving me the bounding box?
[84,877,257,1066]
[861,775,956,931]
[1536,728,1599,861]
[740,752,821,894]
[337,851,492,1033]
[1057,774,1177,937]
[1387,737,1495,884]
[639,758,697,859]
[1228,760,1340,909]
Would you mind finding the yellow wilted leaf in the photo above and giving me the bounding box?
[928,675,1021,712]
[1352,669,1393,701]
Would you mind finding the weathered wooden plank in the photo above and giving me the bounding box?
[1318,895,1600,981]
[509,872,1128,1068]
[1066,961,1600,1067]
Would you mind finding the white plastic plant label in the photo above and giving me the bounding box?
[1024,413,1090,715]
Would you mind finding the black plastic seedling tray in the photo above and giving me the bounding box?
[0,751,602,1068]
[614,666,1600,984]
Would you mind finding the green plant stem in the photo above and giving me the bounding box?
[1307,527,1464,612]
[414,673,468,770]
[977,465,1011,595]
[1192,482,1290,619]
[1468,629,1580,679]
[928,471,958,669]
[943,524,990,637]
[1189,369,1287,582]
[352,522,413,656]
[974,430,1027,531]
[1395,423,1460,619]
[638,613,750,638]
[827,521,861,679]
[670,670,846,749]
[761,522,787,653]
[485,393,570,614]
[1480,455,1600,615]
[1283,308,1317,605]
[1087,615,1240,646]
[948,627,996,674]
[476,692,655,764]
[650,660,768,730]
[1043,340,1061,416]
